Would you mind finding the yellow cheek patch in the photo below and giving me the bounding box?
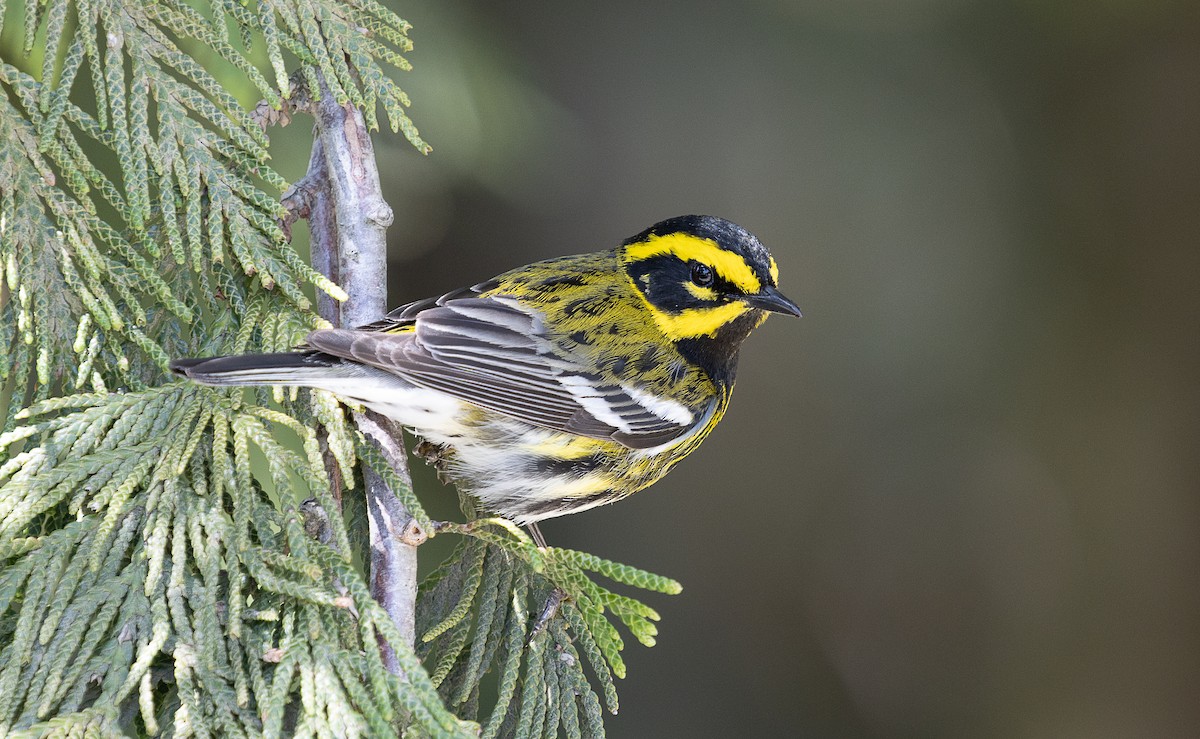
[769,257,779,285]
[624,233,762,294]
[649,301,749,340]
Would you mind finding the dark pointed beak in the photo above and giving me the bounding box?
[744,285,802,317]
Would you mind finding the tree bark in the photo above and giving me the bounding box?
[302,79,420,671]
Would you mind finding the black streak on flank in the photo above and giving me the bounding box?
[515,487,620,519]
[564,488,621,511]
[533,453,606,477]
[569,330,591,345]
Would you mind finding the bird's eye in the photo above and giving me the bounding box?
[691,262,715,288]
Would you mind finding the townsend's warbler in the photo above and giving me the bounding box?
[171,215,800,524]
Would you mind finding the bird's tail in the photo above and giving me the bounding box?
[169,352,347,388]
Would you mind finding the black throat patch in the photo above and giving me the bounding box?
[672,309,763,387]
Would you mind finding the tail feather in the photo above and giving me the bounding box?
[169,352,343,387]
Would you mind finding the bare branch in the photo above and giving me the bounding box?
[304,75,418,673]
[355,409,422,651]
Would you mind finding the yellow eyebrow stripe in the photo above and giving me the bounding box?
[623,233,763,294]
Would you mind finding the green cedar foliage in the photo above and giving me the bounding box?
[0,0,680,736]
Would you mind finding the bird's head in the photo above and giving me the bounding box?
[619,215,801,345]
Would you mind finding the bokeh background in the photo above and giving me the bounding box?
[301,1,1199,736]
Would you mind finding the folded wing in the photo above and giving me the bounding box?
[306,297,698,450]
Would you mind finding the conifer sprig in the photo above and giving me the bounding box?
[2,0,680,735]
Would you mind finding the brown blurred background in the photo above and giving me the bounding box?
[280,1,1200,736]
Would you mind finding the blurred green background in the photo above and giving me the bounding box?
[9,0,1197,734]
[339,1,1199,736]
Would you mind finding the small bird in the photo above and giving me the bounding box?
[171,215,800,525]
